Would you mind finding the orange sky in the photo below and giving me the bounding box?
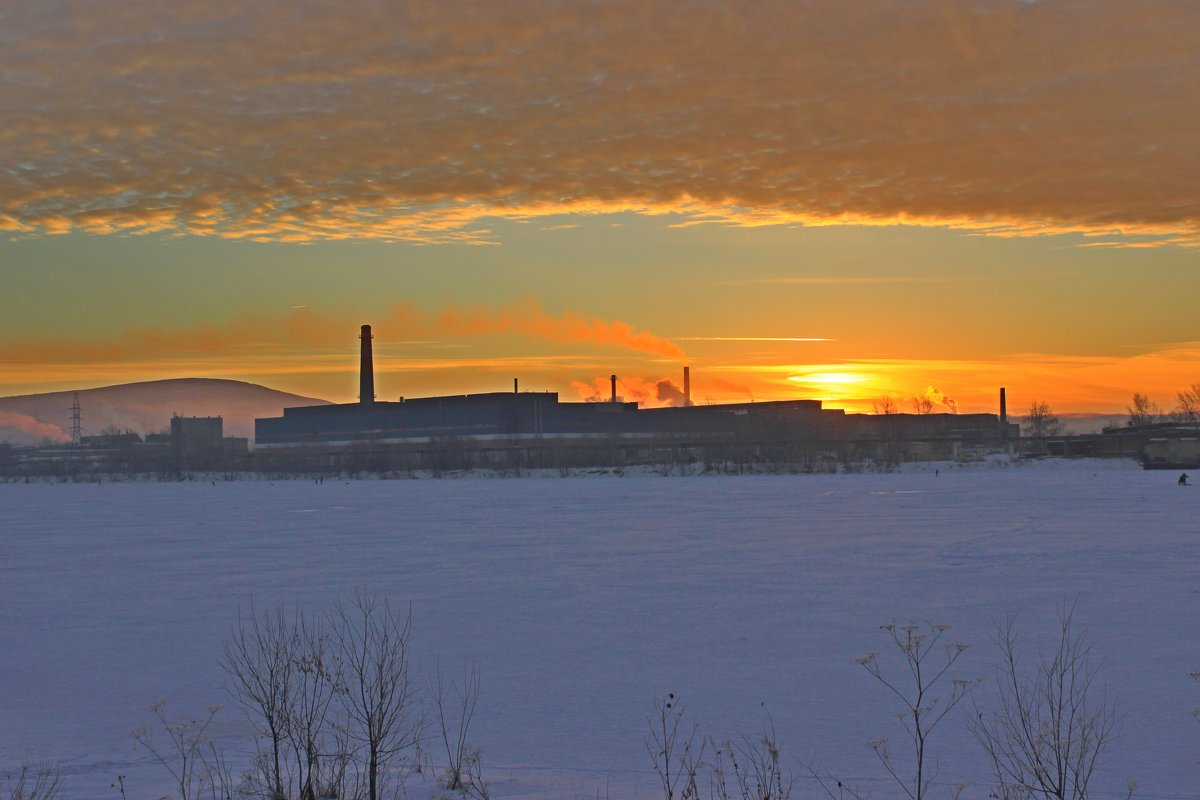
[1,1,1197,416]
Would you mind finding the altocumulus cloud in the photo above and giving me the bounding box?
[0,0,1196,244]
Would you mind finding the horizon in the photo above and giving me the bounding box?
[0,373,1145,424]
[3,2,1197,417]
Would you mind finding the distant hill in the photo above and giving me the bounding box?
[0,378,330,445]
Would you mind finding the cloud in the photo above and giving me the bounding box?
[676,337,833,343]
[382,298,686,361]
[0,299,684,370]
[0,1,1195,244]
[718,277,943,286]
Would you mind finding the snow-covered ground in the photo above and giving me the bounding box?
[2,459,1197,799]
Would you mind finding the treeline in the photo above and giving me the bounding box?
[1127,383,1200,427]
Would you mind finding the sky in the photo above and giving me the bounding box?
[2,0,1197,414]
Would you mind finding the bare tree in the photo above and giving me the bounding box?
[433,662,490,799]
[971,606,1131,800]
[854,622,975,800]
[1175,384,1200,423]
[333,591,422,800]
[911,396,935,415]
[285,610,342,800]
[1126,394,1160,428]
[220,604,294,799]
[1022,401,1062,438]
[873,396,899,415]
[645,693,705,800]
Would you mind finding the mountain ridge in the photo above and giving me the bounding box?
[0,378,331,444]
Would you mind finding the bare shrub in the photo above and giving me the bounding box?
[433,662,490,799]
[221,595,425,800]
[132,701,232,800]
[855,622,975,800]
[2,763,64,800]
[709,706,793,800]
[646,693,705,800]
[971,605,1132,799]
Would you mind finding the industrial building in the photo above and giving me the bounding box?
[253,325,1017,472]
[0,414,248,478]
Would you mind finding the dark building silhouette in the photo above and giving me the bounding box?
[253,326,1015,470]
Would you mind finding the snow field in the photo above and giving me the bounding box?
[1,460,1197,799]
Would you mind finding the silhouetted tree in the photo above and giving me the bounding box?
[873,396,899,415]
[1022,401,1061,438]
[1175,384,1200,423]
[911,396,935,415]
[1127,393,1160,428]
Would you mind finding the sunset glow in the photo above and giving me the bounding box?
[2,1,1197,418]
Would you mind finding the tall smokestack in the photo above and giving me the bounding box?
[683,366,692,407]
[514,378,519,394]
[359,324,375,404]
[999,387,1007,423]
[610,374,618,403]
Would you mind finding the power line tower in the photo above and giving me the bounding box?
[70,393,82,445]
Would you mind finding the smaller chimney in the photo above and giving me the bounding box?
[610,374,618,403]
[514,377,519,394]
[683,366,692,407]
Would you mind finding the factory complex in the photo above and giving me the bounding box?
[8,325,1195,478]
[250,326,1018,473]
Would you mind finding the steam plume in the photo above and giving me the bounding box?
[0,299,685,367]
[655,379,687,407]
[572,374,752,406]
[383,298,686,361]
[924,386,959,413]
[0,411,69,443]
